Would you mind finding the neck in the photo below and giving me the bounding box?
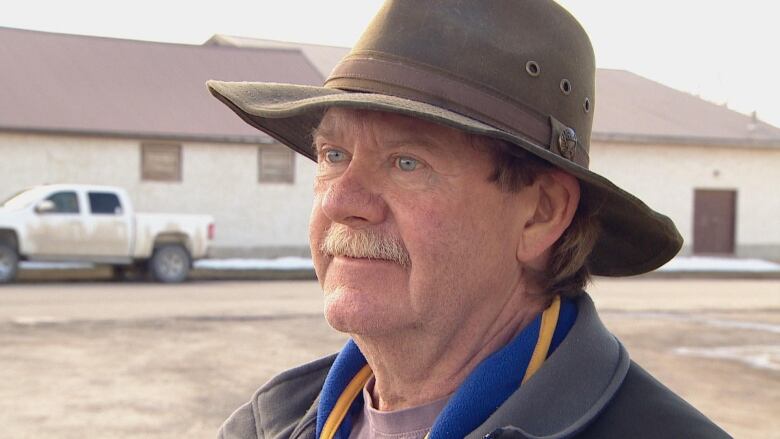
[353,285,550,411]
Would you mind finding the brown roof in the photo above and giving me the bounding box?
[3,28,777,148]
[0,27,324,143]
[593,69,780,146]
[205,35,347,79]
[210,35,780,148]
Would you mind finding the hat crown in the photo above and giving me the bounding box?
[207,0,683,276]
[328,0,596,158]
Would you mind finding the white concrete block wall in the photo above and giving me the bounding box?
[177,141,315,253]
[3,132,778,259]
[0,133,315,256]
[0,133,138,192]
[589,141,780,258]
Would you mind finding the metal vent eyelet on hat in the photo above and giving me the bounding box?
[560,79,572,95]
[584,97,591,113]
[525,61,540,77]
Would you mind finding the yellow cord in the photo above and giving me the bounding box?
[522,295,560,384]
[320,365,373,439]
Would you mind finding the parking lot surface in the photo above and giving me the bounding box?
[0,278,778,438]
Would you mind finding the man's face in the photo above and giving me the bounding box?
[310,108,536,336]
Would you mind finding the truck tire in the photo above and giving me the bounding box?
[149,244,191,283]
[0,243,19,284]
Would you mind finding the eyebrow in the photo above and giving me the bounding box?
[311,123,336,141]
[311,117,452,154]
[310,124,337,154]
[382,137,443,152]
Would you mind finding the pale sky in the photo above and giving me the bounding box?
[3,0,779,127]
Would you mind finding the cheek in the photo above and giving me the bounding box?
[398,190,514,283]
[308,202,331,281]
[396,201,471,278]
[396,215,484,320]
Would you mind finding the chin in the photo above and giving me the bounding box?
[323,284,410,336]
[318,256,413,334]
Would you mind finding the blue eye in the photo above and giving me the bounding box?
[325,149,347,163]
[397,156,419,171]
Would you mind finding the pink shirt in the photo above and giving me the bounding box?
[349,377,451,439]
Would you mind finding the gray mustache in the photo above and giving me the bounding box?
[320,225,411,268]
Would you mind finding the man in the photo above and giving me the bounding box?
[208,1,729,437]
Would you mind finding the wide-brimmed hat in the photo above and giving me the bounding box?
[207,0,682,276]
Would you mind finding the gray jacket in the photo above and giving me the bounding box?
[218,294,730,438]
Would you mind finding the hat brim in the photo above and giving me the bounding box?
[207,80,682,277]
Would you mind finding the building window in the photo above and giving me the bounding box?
[142,143,181,182]
[258,144,295,183]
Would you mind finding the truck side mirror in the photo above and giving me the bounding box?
[34,200,57,214]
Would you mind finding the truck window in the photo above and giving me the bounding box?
[47,191,80,214]
[88,192,122,215]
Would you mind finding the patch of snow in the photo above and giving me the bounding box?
[704,318,780,335]
[674,345,780,371]
[22,255,777,273]
[194,257,314,271]
[11,316,67,325]
[20,261,95,270]
[658,256,780,272]
[612,311,780,335]
[19,258,315,271]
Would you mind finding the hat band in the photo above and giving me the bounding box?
[325,55,588,166]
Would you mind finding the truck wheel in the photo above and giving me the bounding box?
[0,243,19,284]
[149,244,191,283]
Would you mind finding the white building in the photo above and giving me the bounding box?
[0,28,324,258]
[591,70,780,260]
[3,29,779,261]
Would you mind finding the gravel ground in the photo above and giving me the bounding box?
[0,279,777,438]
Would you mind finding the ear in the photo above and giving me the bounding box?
[516,170,580,269]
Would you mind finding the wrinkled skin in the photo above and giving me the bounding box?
[309,108,579,409]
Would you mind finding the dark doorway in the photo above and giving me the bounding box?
[693,189,737,254]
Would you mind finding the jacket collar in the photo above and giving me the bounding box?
[464,293,631,439]
[290,394,321,439]
[285,293,629,439]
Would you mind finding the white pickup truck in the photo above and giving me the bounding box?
[0,184,214,283]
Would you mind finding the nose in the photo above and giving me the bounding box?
[319,164,388,228]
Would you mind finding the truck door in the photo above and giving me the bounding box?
[83,191,132,258]
[28,190,86,257]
